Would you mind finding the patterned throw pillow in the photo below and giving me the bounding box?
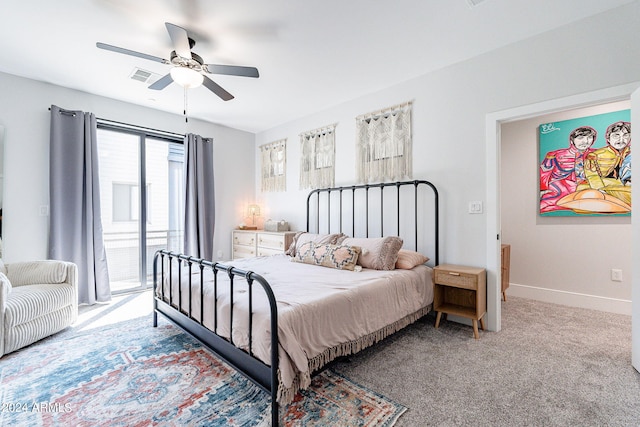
[285,232,346,256]
[293,241,362,271]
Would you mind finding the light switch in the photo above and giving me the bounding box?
[468,201,483,214]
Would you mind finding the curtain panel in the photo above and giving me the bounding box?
[183,133,215,261]
[48,105,111,305]
[356,101,413,183]
[299,124,336,189]
[260,139,287,192]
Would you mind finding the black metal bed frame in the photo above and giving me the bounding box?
[152,179,439,426]
[306,180,439,265]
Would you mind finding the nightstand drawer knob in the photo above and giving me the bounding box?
[448,272,461,276]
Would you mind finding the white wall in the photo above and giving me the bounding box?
[255,2,640,327]
[501,101,632,314]
[0,71,255,264]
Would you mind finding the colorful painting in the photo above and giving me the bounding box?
[539,110,631,216]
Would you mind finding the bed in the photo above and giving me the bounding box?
[153,180,439,426]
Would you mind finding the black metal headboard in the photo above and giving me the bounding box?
[306,180,439,266]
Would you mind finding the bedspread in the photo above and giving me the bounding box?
[157,254,433,403]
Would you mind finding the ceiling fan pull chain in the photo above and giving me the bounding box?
[184,87,188,123]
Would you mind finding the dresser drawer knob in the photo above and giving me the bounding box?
[448,272,461,276]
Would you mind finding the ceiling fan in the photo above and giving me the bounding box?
[96,22,259,101]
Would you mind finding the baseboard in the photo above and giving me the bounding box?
[506,283,631,316]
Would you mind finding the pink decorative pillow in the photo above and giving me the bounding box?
[292,242,362,271]
[395,249,429,269]
[285,232,346,256]
[339,236,403,270]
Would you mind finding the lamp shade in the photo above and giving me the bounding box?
[247,204,261,226]
[247,204,261,217]
[170,67,204,88]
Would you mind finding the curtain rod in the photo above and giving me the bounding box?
[300,123,338,138]
[49,107,77,117]
[260,138,286,150]
[356,100,413,121]
[48,107,185,139]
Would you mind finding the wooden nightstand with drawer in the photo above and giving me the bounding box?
[433,264,487,339]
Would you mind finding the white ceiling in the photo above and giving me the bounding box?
[0,0,634,133]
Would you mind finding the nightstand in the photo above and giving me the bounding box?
[433,264,487,339]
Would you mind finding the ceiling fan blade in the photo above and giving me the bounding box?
[165,22,192,59]
[205,64,259,78]
[148,73,173,90]
[96,42,169,64]
[202,76,234,101]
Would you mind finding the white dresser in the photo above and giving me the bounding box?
[232,230,297,260]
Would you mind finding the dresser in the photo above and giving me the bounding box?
[232,230,296,260]
[501,244,511,301]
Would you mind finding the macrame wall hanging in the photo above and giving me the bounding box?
[260,139,287,192]
[356,101,413,183]
[299,123,337,189]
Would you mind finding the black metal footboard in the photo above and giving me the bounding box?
[152,250,280,426]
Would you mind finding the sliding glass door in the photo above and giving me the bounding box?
[97,126,184,293]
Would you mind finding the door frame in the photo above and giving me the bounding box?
[485,82,640,333]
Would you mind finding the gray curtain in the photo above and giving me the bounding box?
[183,133,215,260]
[49,105,111,304]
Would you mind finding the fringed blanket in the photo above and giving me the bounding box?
[158,254,433,404]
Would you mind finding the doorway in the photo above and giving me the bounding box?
[485,82,639,333]
[485,82,640,370]
[97,125,184,294]
[499,100,631,313]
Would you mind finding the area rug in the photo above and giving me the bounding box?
[0,315,406,426]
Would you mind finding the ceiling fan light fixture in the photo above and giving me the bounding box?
[170,67,203,88]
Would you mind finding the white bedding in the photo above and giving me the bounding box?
[157,253,433,403]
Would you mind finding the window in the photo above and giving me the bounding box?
[97,123,184,293]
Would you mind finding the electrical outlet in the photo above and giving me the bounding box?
[217,250,224,260]
[611,269,623,282]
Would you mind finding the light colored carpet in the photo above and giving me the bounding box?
[76,292,640,426]
[332,296,640,426]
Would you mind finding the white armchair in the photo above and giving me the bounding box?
[0,259,78,357]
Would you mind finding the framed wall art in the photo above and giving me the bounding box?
[539,109,631,216]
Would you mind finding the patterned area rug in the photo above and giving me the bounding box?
[0,315,406,426]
